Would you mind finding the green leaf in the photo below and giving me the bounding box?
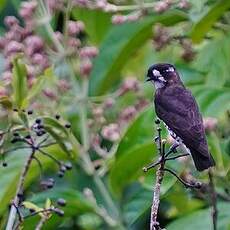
[42,116,68,136]
[190,0,230,43]
[116,107,154,159]
[167,202,230,230]
[109,142,156,196]
[27,68,52,102]
[12,58,28,109]
[89,10,187,96]
[30,188,95,215]
[123,187,152,226]
[72,8,112,44]
[23,201,44,217]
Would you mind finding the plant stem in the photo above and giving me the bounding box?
[35,216,48,230]
[78,79,121,224]
[208,169,217,230]
[6,148,35,230]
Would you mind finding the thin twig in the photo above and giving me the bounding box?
[35,216,48,230]
[163,168,201,189]
[208,169,217,230]
[165,153,189,161]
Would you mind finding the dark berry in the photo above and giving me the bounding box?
[57,198,66,207]
[157,127,162,132]
[13,108,18,112]
[11,138,18,143]
[35,118,42,124]
[22,109,26,113]
[47,182,54,189]
[29,208,35,213]
[55,114,60,120]
[65,124,71,129]
[25,135,31,139]
[58,171,64,178]
[37,124,44,129]
[60,165,66,173]
[13,132,19,137]
[48,178,55,183]
[65,162,72,170]
[2,162,7,167]
[27,110,33,115]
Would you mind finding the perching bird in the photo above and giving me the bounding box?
[147,63,215,171]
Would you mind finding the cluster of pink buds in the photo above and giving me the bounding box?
[112,11,142,25]
[119,106,137,122]
[0,1,50,90]
[180,39,196,62]
[117,77,140,96]
[101,123,120,142]
[153,0,173,13]
[153,24,171,51]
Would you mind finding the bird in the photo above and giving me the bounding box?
[146,63,215,171]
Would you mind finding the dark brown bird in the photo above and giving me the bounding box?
[147,63,215,171]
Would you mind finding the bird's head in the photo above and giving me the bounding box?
[146,63,182,89]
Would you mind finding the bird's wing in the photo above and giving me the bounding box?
[154,86,208,155]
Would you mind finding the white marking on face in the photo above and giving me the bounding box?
[158,76,166,82]
[166,67,174,72]
[152,69,161,77]
[154,81,165,89]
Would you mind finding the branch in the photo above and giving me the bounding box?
[6,148,36,230]
[208,169,217,230]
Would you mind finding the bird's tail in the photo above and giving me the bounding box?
[190,148,215,171]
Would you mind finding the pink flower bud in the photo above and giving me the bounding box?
[135,98,149,111]
[154,1,169,13]
[92,107,103,117]
[19,1,37,19]
[0,87,8,97]
[118,77,139,95]
[5,25,24,42]
[112,15,126,24]
[67,20,85,36]
[31,53,49,69]
[79,46,98,58]
[54,31,63,42]
[101,123,120,142]
[24,35,44,56]
[178,0,190,9]
[96,0,107,9]
[80,59,93,77]
[120,106,137,122]
[57,79,71,93]
[203,117,218,133]
[5,41,24,56]
[4,16,19,27]
[2,71,12,85]
[43,88,57,100]
[68,37,81,48]
[104,98,115,108]
[0,37,6,49]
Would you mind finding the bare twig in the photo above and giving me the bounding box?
[208,169,217,230]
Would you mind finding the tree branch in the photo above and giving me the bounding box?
[6,148,36,230]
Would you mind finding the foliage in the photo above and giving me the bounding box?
[0,0,229,229]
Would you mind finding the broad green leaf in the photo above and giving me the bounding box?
[167,202,230,230]
[123,187,152,226]
[12,58,28,109]
[30,188,95,215]
[72,8,112,44]
[109,142,156,196]
[43,126,71,156]
[116,107,154,159]
[193,35,230,87]
[190,0,230,43]
[89,10,187,96]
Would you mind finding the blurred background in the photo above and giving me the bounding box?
[0,0,230,229]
